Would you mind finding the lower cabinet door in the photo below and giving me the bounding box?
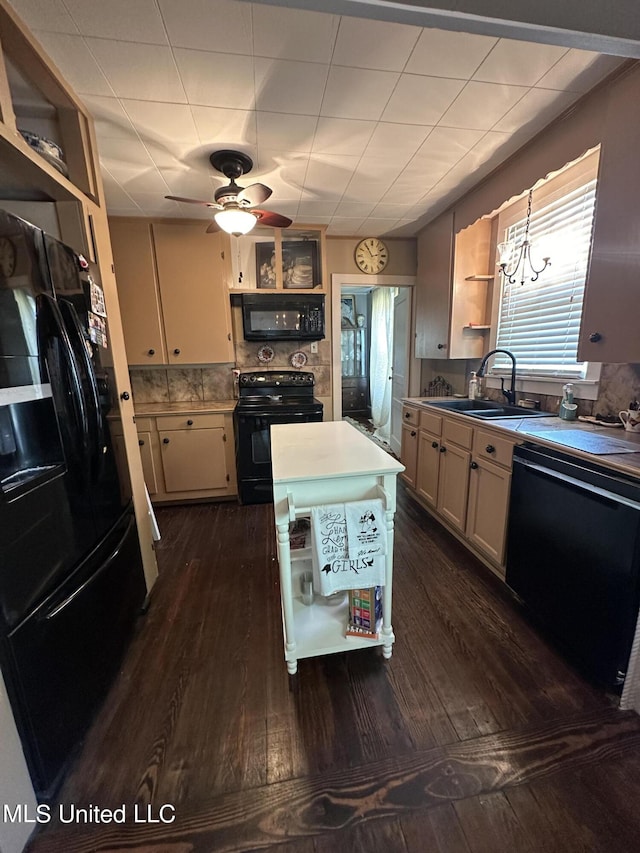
[137,431,158,494]
[466,456,511,571]
[400,424,418,488]
[437,442,470,532]
[159,428,227,492]
[416,430,440,507]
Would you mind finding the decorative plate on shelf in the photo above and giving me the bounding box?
[257,344,274,363]
[290,350,308,369]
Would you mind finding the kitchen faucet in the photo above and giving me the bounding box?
[476,349,517,406]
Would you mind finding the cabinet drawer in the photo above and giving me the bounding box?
[155,413,225,431]
[402,405,420,427]
[443,417,473,449]
[419,409,442,435]
[473,429,514,468]
[134,417,154,432]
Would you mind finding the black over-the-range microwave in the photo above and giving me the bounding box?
[241,293,325,341]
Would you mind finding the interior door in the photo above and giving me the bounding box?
[390,288,410,457]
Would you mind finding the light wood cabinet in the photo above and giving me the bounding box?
[136,432,158,495]
[578,67,640,364]
[415,212,454,358]
[108,219,166,364]
[109,218,234,365]
[146,412,236,502]
[466,456,511,571]
[400,403,420,488]
[400,423,419,488]
[409,405,516,575]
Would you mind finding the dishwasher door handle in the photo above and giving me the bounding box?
[515,457,640,513]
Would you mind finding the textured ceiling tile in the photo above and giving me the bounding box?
[438,80,529,130]
[473,39,568,87]
[64,0,167,43]
[382,74,465,125]
[122,100,199,143]
[84,95,136,139]
[536,51,624,93]
[252,5,339,64]
[304,154,360,198]
[191,106,257,147]
[334,202,375,217]
[33,32,113,96]
[158,0,252,54]
[364,122,431,154]
[256,112,317,153]
[174,49,253,108]
[11,0,78,33]
[405,28,497,79]
[332,17,420,72]
[86,39,186,102]
[498,88,579,135]
[312,117,375,155]
[254,57,329,115]
[321,66,399,121]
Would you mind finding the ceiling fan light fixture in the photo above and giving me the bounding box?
[214,207,257,236]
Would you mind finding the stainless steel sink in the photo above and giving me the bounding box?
[424,399,555,419]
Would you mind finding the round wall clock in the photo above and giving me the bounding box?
[354,237,389,274]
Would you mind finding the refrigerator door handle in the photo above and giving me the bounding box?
[58,298,105,482]
[37,293,91,480]
[41,515,135,621]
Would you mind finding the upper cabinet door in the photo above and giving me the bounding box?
[152,224,234,365]
[579,68,640,364]
[415,212,454,359]
[110,219,166,365]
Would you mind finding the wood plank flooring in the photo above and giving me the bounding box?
[25,484,640,852]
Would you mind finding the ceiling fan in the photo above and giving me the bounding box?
[165,150,292,236]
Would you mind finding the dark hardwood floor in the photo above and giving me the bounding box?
[25,484,640,852]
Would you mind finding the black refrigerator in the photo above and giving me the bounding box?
[0,209,146,797]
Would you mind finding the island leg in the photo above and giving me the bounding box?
[276,521,298,674]
[381,506,395,659]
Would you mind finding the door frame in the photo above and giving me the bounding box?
[331,273,418,422]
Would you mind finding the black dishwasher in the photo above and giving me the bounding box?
[506,442,640,689]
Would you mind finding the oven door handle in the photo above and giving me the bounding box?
[515,457,640,512]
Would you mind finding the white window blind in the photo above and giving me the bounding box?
[494,178,597,378]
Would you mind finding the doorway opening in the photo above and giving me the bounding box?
[339,283,412,457]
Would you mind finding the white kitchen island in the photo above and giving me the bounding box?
[271,421,405,674]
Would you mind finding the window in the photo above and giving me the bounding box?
[491,154,598,382]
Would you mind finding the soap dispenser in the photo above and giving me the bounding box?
[468,371,479,400]
[559,383,578,421]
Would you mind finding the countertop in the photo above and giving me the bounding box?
[271,421,404,483]
[403,397,640,478]
[132,400,236,417]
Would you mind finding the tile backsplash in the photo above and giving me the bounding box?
[130,364,235,404]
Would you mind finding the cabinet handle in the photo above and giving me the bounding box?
[120,391,130,401]
[163,437,170,444]
[485,444,495,454]
[138,439,144,446]
[410,430,416,437]
[187,419,194,426]
[589,332,602,343]
[173,348,181,355]
[405,411,411,419]
[148,348,155,356]
[431,441,439,448]
[470,460,478,469]
[437,343,445,349]
[439,446,447,453]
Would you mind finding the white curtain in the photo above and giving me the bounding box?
[369,287,395,441]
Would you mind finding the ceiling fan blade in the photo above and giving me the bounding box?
[236,183,272,207]
[165,195,221,208]
[254,210,292,228]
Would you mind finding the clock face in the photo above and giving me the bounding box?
[0,237,16,278]
[354,238,388,274]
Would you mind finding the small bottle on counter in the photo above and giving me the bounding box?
[468,371,479,400]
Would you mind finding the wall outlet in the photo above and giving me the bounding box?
[310,341,318,354]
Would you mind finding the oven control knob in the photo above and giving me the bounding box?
[250,375,256,382]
